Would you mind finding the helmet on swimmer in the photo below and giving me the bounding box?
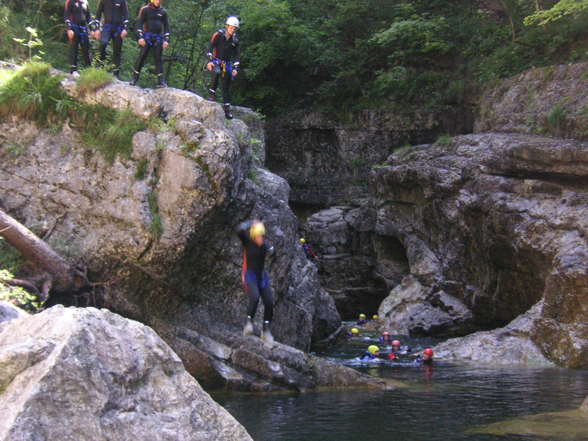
[372,314,379,320]
[226,16,240,28]
[299,238,306,244]
[351,328,360,335]
[392,340,401,346]
[359,313,367,320]
[382,331,390,336]
[249,222,266,240]
[368,345,380,355]
[423,348,434,357]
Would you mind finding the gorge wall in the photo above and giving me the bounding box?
[267,63,588,367]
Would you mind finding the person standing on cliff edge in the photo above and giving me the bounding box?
[64,0,93,76]
[94,0,129,78]
[237,220,275,345]
[206,16,241,120]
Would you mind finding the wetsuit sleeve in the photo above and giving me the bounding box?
[122,0,129,29]
[163,9,170,41]
[207,32,220,60]
[265,242,275,256]
[84,4,92,27]
[64,0,73,29]
[136,6,145,39]
[234,38,240,69]
[95,0,103,23]
[236,221,253,245]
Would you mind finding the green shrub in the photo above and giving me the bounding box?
[0,269,43,312]
[0,238,23,274]
[148,191,163,239]
[135,158,149,180]
[436,135,453,146]
[0,62,71,126]
[546,105,568,133]
[76,68,113,95]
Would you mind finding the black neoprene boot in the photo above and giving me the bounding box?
[224,103,233,120]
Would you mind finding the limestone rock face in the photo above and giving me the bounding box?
[0,301,28,324]
[476,62,588,140]
[433,302,553,366]
[0,306,253,441]
[378,276,473,337]
[266,109,470,206]
[371,133,588,367]
[0,69,341,385]
[304,205,401,318]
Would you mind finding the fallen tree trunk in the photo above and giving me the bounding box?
[0,209,87,294]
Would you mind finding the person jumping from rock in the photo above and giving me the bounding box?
[237,220,275,344]
[64,0,92,76]
[95,0,129,78]
[130,0,170,88]
[206,16,241,120]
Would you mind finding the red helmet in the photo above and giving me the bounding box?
[424,348,434,356]
[392,340,401,346]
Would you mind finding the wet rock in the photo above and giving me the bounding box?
[155,320,398,392]
[378,276,473,337]
[371,132,588,367]
[0,301,28,324]
[0,65,341,383]
[0,306,253,441]
[433,302,553,366]
[582,396,588,412]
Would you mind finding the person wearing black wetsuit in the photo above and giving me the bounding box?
[130,0,170,87]
[237,220,275,344]
[64,0,92,74]
[95,0,129,78]
[206,16,241,120]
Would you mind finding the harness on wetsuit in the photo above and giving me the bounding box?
[143,31,164,46]
[70,24,89,44]
[102,23,124,38]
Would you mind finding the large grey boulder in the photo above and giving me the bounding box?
[0,306,253,441]
[371,132,588,366]
[378,276,473,337]
[0,301,28,324]
[433,302,553,366]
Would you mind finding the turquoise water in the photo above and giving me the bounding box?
[214,331,588,441]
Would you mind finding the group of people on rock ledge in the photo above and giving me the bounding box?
[64,0,240,118]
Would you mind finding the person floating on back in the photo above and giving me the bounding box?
[64,0,92,76]
[360,345,384,361]
[237,220,275,345]
[95,0,129,78]
[131,0,170,88]
[206,16,241,120]
[300,238,320,261]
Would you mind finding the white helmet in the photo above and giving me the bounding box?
[226,16,240,28]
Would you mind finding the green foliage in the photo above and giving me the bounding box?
[12,26,44,61]
[0,62,70,126]
[0,238,23,274]
[543,104,569,135]
[148,191,163,240]
[76,67,113,95]
[135,158,149,180]
[525,0,588,26]
[0,270,43,312]
[436,135,453,146]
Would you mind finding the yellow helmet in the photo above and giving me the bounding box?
[372,314,379,320]
[368,345,380,355]
[359,313,366,320]
[249,221,266,240]
[299,238,306,244]
[351,328,359,335]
